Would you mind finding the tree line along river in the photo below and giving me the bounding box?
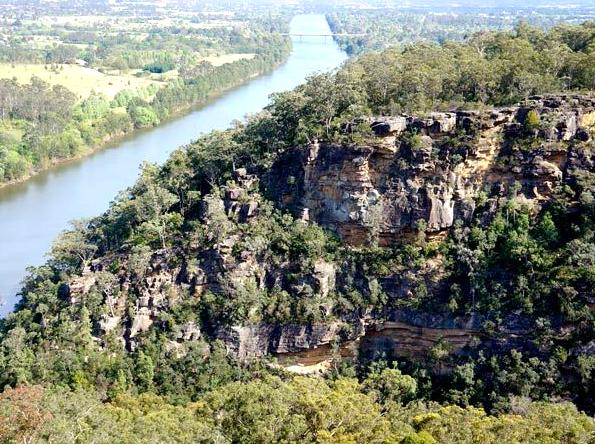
[0,14,347,315]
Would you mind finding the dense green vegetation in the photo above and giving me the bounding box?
[0,5,289,69]
[326,7,595,55]
[0,14,594,443]
[333,21,594,115]
[0,10,291,184]
[1,380,593,444]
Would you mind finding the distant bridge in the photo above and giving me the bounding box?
[281,33,365,38]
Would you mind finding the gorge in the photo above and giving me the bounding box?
[61,94,594,374]
[0,11,593,441]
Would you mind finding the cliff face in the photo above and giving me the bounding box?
[64,95,594,371]
[215,322,359,360]
[266,95,595,246]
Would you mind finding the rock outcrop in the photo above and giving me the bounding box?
[215,321,362,360]
[62,95,594,368]
[266,95,595,245]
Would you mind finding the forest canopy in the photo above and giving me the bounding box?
[0,11,594,444]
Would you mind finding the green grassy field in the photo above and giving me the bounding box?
[0,54,255,99]
[202,53,255,66]
[0,63,161,99]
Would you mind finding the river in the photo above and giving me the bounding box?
[0,14,347,315]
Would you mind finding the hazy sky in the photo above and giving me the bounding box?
[357,0,595,6]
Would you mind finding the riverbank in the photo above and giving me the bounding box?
[0,57,290,191]
[0,49,291,190]
[0,13,347,316]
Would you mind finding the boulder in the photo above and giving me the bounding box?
[175,321,201,342]
[313,260,336,298]
[370,116,407,136]
[216,323,343,360]
[129,307,153,337]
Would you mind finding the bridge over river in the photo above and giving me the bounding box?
[281,32,365,40]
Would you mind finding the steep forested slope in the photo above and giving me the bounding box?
[0,21,594,443]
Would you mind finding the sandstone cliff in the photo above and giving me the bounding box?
[266,95,595,245]
[63,94,594,372]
